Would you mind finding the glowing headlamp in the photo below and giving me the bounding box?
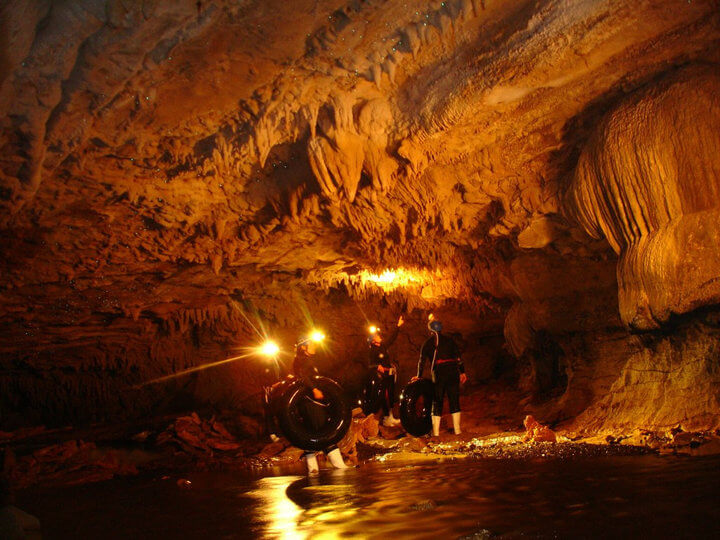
[310,330,325,343]
[259,340,280,357]
[368,325,380,335]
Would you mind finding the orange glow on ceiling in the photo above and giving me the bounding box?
[356,268,438,292]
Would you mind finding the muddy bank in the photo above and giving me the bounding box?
[4,402,720,492]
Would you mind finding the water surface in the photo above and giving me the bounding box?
[18,454,720,538]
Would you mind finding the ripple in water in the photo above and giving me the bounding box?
[18,454,720,538]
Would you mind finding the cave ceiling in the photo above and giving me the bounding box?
[1,0,719,332]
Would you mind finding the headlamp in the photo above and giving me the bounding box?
[259,340,280,357]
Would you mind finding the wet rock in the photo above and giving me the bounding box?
[0,427,46,444]
[338,413,383,465]
[688,437,720,457]
[277,447,304,461]
[0,505,41,540]
[258,440,288,458]
[229,415,263,439]
[378,424,405,440]
[672,431,701,447]
[176,478,192,488]
[6,440,139,489]
[522,415,556,443]
[359,415,380,440]
[396,436,428,452]
[157,413,242,454]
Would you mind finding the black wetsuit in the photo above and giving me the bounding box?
[293,349,338,457]
[417,333,464,415]
[368,327,400,415]
[293,349,320,386]
[261,361,281,437]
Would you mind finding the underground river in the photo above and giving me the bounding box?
[17,453,720,538]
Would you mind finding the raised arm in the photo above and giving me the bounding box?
[416,338,432,379]
[385,315,404,348]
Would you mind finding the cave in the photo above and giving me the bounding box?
[1,0,719,537]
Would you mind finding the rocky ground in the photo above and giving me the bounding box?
[3,384,719,491]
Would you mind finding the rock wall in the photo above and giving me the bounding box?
[0,280,503,430]
[566,65,720,330]
[550,312,720,435]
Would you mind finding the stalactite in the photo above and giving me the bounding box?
[402,25,421,58]
[307,136,341,200]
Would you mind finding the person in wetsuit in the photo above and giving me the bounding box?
[413,319,467,436]
[260,353,282,443]
[367,315,405,426]
[293,335,348,474]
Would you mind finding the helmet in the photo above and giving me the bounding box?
[428,320,443,332]
[367,324,381,343]
[296,329,326,347]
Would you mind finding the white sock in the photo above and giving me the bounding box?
[452,412,461,435]
[432,415,441,437]
[305,454,319,474]
[327,448,348,469]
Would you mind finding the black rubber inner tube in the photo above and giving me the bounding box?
[359,370,384,416]
[399,378,434,437]
[267,377,292,417]
[273,376,352,451]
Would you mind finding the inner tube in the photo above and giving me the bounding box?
[359,370,384,416]
[266,377,293,416]
[273,376,352,451]
[399,378,434,437]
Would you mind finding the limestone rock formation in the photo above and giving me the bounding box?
[566,65,720,330]
[0,0,719,437]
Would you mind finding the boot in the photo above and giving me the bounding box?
[305,453,319,475]
[431,415,441,437]
[452,412,461,435]
[327,448,348,469]
[382,412,401,427]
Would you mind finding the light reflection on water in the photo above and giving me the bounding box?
[246,456,720,539]
[18,454,720,539]
[250,477,304,539]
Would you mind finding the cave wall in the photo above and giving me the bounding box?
[0,278,505,430]
[566,64,720,330]
[533,311,720,435]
